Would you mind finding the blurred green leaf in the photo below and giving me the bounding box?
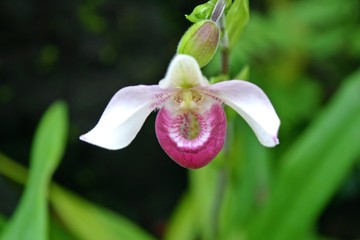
[234,64,250,80]
[0,214,6,233]
[78,0,107,34]
[0,153,27,185]
[165,152,229,240]
[49,218,75,240]
[349,30,360,57]
[230,0,359,67]
[265,78,322,136]
[163,193,199,240]
[50,185,155,240]
[226,0,249,49]
[30,101,68,188]
[218,113,271,239]
[0,152,155,240]
[248,69,360,240]
[1,101,68,240]
[189,163,221,240]
[39,44,59,66]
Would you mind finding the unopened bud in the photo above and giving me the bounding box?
[177,20,220,67]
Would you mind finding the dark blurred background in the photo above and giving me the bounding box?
[1,0,360,238]
[0,0,195,235]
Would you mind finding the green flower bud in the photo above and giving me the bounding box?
[177,20,220,67]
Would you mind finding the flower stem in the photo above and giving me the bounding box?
[209,2,231,238]
[221,46,229,75]
[210,167,227,240]
[219,13,230,75]
[211,0,226,22]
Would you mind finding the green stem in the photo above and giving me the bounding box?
[210,168,227,240]
[219,13,230,75]
[208,6,232,239]
[221,47,229,75]
[211,0,226,22]
[209,115,236,240]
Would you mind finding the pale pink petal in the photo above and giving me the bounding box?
[159,54,210,89]
[80,85,171,150]
[155,104,226,169]
[210,80,280,147]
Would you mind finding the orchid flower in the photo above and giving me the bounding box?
[80,54,280,169]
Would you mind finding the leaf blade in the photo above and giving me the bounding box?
[225,0,250,48]
[1,101,68,240]
[50,185,155,240]
[248,69,360,240]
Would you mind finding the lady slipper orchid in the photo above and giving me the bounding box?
[80,54,280,169]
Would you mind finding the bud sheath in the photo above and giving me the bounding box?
[177,20,220,67]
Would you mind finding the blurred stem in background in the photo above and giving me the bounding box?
[210,1,230,238]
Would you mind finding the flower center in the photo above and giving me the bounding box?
[179,112,201,140]
[173,89,202,110]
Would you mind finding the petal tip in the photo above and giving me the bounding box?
[263,135,279,148]
[272,136,280,146]
[79,134,87,141]
[79,132,96,146]
[79,131,120,150]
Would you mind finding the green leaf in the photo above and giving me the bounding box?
[0,153,27,185]
[185,0,232,23]
[248,69,360,240]
[49,218,75,240]
[0,214,6,233]
[0,153,155,240]
[218,113,271,239]
[234,64,250,80]
[189,164,221,240]
[1,101,68,240]
[225,0,249,48]
[163,193,199,240]
[185,0,216,23]
[50,185,155,240]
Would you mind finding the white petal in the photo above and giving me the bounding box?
[80,85,169,150]
[210,80,280,147]
[159,54,209,89]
